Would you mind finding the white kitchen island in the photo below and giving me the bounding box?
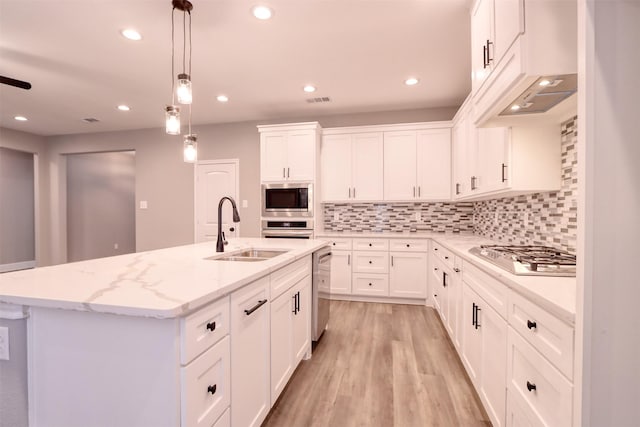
[0,238,329,427]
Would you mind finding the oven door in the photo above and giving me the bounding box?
[261,229,313,239]
[262,183,313,217]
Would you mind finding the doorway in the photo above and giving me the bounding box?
[195,159,240,242]
[66,151,136,262]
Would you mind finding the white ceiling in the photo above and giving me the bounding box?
[0,0,472,136]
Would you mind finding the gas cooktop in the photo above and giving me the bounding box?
[469,245,576,277]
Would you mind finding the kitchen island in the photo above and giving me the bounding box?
[0,238,329,427]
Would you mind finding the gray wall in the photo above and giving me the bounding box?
[66,151,136,262]
[0,147,35,266]
[0,318,28,427]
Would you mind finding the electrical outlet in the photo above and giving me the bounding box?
[523,212,529,224]
[139,200,148,209]
[242,199,248,208]
[493,211,499,226]
[114,243,119,250]
[0,326,9,361]
[415,212,421,221]
[333,212,339,221]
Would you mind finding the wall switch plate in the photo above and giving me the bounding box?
[242,199,248,208]
[0,326,9,360]
[333,212,339,221]
[139,200,148,209]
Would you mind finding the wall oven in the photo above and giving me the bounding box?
[261,220,314,239]
[262,183,313,218]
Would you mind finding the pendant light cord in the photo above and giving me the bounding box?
[171,7,175,105]
[188,11,192,77]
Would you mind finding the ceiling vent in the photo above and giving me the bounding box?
[306,97,331,104]
[82,117,100,123]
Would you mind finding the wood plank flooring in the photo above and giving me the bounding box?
[263,301,491,427]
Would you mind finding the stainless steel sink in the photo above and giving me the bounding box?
[205,248,288,262]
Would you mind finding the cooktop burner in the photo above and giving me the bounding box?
[469,245,576,277]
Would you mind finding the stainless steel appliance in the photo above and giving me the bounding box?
[262,182,313,217]
[312,246,331,342]
[261,219,314,239]
[469,245,576,277]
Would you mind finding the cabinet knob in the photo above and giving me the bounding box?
[206,321,216,332]
[229,227,235,232]
[369,243,372,247]
[332,242,336,246]
[527,320,537,330]
[208,384,217,395]
[445,256,449,260]
[434,248,438,251]
[526,381,537,392]
[368,283,372,286]
[369,260,372,264]
[406,244,410,248]
[454,268,460,273]
[434,267,438,271]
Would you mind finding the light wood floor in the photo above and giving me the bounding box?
[263,300,491,427]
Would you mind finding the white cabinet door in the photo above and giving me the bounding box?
[352,132,383,200]
[287,130,315,181]
[461,284,482,387]
[270,289,294,404]
[292,276,311,364]
[321,134,352,201]
[416,129,451,200]
[231,277,270,427]
[260,133,288,182]
[479,302,507,427]
[452,116,469,198]
[383,131,417,200]
[493,0,524,62]
[330,250,352,294]
[389,252,427,298]
[471,0,494,93]
[477,127,510,193]
[449,263,463,350]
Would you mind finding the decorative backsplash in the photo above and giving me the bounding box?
[322,116,578,252]
[473,116,578,253]
[322,202,474,233]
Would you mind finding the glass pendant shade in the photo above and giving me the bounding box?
[177,74,192,104]
[183,134,198,163]
[165,105,181,135]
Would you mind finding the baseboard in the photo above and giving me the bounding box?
[328,294,427,306]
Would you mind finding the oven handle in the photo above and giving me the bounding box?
[261,230,313,237]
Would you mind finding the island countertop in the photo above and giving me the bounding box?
[0,238,329,319]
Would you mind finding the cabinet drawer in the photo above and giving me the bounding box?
[463,261,509,319]
[212,408,230,427]
[353,238,389,251]
[181,336,231,427]
[271,256,311,300]
[507,328,573,427]
[327,237,352,250]
[352,251,389,274]
[508,291,574,379]
[389,239,429,252]
[432,241,455,269]
[181,297,230,365]
[352,273,389,296]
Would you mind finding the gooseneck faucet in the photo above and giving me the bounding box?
[216,196,241,252]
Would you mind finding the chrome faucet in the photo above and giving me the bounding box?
[216,196,241,252]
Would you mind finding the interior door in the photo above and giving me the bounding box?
[195,160,239,243]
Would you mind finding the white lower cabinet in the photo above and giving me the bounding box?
[352,273,389,296]
[292,276,312,363]
[213,408,231,427]
[329,250,352,294]
[231,277,271,427]
[389,252,427,298]
[461,282,507,427]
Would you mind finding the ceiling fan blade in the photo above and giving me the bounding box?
[0,76,32,90]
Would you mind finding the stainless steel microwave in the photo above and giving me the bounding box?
[262,183,313,217]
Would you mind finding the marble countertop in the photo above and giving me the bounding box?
[0,238,329,319]
[317,231,576,324]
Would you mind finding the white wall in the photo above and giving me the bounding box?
[576,1,640,425]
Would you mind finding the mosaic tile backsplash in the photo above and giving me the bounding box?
[322,116,578,253]
[473,116,578,253]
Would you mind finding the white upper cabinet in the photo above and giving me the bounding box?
[321,132,383,202]
[384,128,452,201]
[476,127,510,193]
[471,0,495,94]
[492,0,524,62]
[258,122,320,183]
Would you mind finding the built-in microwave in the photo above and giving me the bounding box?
[262,183,313,217]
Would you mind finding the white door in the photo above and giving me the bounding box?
[292,276,311,363]
[383,131,417,200]
[195,160,239,243]
[321,135,352,201]
[329,251,352,294]
[270,290,294,403]
[479,303,507,427]
[493,0,524,62]
[389,252,427,298]
[461,285,482,387]
[477,127,510,193]
[416,129,451,200]
[286,130,315,181]
[352,132,384,200]
[260,132,288,182]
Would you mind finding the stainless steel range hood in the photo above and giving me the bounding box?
[500,74,577,116]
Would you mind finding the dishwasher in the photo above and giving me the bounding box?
[312,246,331,342]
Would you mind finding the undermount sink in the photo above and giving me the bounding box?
[205,248,288,262]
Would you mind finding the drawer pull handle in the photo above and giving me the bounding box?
[454,268,461,273]
[526,381,537,392]
[244,299,268,316]
[208,384,217,395]
[206,321,216,332]
[527,320,537,330]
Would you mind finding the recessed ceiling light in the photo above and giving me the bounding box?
[217,95,229,103]
[510,105,521,111]
[117,105,131,111]
[121,29,142,41]
[538,79,552,87]
[303,85,316,93]
[252,5,273,20]
[405,77,419,86]
[14,116,28,121]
